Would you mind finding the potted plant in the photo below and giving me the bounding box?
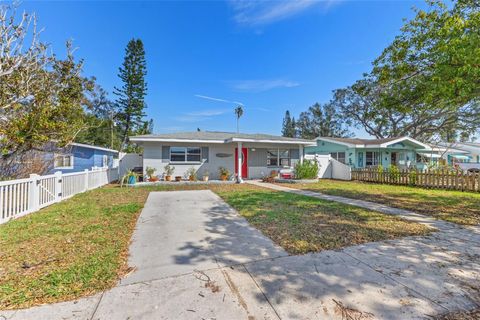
[202,170,209,182]
[175,176,182,182]
[163,164,175,181]
[122,170,137,186]
[186,167,197,182]
[219,167,230,181]
[146,166,158,182]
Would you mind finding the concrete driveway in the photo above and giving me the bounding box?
[2,190,479,320]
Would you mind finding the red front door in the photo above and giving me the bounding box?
[235,148,248,178]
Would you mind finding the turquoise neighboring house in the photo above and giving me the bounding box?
[305,137,431,169]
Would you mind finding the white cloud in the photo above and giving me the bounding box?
[195,94,244,106]
[174,109,230,122]
[230,0,339,26]
[229,79,300,92]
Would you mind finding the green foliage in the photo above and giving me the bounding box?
[294,160,319,179]
[163,164,175,176]
[377,165,384,174]
[145,166,156,178]
[408,170,417,185]
[185,167,197,180]
[295,102,352,139]
[333,0,480,141]
[114,39,151,151]
[218,166,230,177]
[281,110,296,137]
[388,165,400,182]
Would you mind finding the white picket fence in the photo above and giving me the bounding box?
[0,167,119,224]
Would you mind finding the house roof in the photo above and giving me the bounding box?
[316,136,431,149]
[70,143,119,154]
[130,131,315,145]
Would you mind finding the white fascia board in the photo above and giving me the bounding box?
[228,138,315,145]
[315,137,358,148]
[129,137,226,144]
[380,137,431,149]
[70,143,119,153]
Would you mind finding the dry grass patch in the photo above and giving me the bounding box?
[212,184,431,254]
[281,180,480,225]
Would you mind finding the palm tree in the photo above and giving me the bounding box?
[234,105,244,133]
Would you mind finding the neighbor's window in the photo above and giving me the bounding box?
[366,152,380,166]
[170,147,201,162]
[54,154,73,168]
[330,152,346,164]
[102,155,108,167]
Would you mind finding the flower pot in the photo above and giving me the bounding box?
[220,174,228,181]
[175,176,182,182]
[165,175,172,182]
[202,176,209,182]
[148,177,159,182]
[127,176,136,185]
[189,176,195,182]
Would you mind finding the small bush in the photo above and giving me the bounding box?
[388,165,400,182]
[408,170,417,185]
[294,160,319,179]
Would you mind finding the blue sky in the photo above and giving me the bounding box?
[22,0,426,137]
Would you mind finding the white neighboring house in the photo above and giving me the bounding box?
[129,131,315,181]
[435,142,480,170]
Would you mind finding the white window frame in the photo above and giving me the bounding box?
[267,149,290,167]
[366,151,380,166]
[330,152,346,164]
[169,147,202,163]
[102,155,108,167]
[54,154,74,169]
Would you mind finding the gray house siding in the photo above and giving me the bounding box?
[142,143,304,180]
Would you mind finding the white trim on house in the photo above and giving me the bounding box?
[129,137,226,144]
[228,138,314,145]
[378,137,431,149]
[316,136,431,150]
[70,143,119,154]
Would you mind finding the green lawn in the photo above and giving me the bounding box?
[0,183,430,309]
[280,180,480,225]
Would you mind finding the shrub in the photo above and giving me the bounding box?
[388,165,400,182]
[218,167,230,177]
[408,170,417,185]
[294,160,319,179]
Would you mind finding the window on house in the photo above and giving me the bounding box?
[267,149,290,167]
[267,149,278,166]
[170,147,201,162]
[357,152,364,167]
[102,155,108,167]
[330,152,346,164]
[366,152,380,166]
[54,154,73,168]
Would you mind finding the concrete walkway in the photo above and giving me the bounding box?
[2,189,479,320]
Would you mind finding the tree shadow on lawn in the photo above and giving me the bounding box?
[170,189,480,319]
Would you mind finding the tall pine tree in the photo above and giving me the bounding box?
[114,39,148,151]
[281,110,296,137]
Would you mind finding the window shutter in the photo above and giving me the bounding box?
[162,146,170,161]
[201,147,209,163]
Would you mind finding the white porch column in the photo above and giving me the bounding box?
[237,142,243,183]
[299,144,304,164]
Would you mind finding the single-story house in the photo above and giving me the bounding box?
[437,142,480,165]
[129,131,315,181]
[305,136,431,169]
[48,143,119,174]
